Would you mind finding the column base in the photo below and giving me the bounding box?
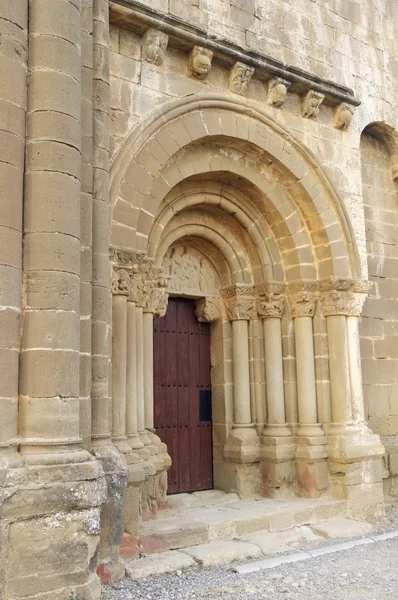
[327,424,385,518]
[327,423,385,463]
[223,425,260,464]
[295,435,328,499]
[260,435,295,498]
[127,433,144,450]
[1,453,107,598]
[91,442,128,585]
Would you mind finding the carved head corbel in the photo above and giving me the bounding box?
[142,28,168,66]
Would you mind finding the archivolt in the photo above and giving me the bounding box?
[110,93,361,281]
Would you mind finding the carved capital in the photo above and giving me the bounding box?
[142,28,168,66]
[188,46,213,79]
[334,102,355,131]
[195,297,221,322]
[319,290,366,317]
[289,292,317,318]
[267,77,291,107]
[302,90,325,119]
[256,283,285,319]
[319,278,371,317]
[287,281,318,318]
[222,286,255,321]
[111,268,130,296]
[229,62,255,95]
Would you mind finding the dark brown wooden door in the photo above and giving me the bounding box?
[154,297,213,495]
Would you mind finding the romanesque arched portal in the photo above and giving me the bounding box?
[109,94,384,515]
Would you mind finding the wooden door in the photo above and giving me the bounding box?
[154,297,213,495]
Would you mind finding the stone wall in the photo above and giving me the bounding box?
[360,128,398,494]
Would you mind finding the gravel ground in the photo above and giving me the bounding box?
[101,502,398,600]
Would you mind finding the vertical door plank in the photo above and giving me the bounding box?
[176,299,191,493]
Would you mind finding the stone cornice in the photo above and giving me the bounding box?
[110,0,360,110]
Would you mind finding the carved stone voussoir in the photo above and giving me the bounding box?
[189,46,213,79]
[111,268,130,296]
[195,297,221,322]
[267,77,291,107]
[142,28,168,66]
[222,286,255,321]
[334,102,356,131]
[229,62,255,95]
[256,283,285,319]
[302,90,325,119]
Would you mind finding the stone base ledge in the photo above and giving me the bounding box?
[223,427,260,464]
[261,435,295,463]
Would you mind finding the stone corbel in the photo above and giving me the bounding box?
[287,281,318,318]
[334,102,356,131]
[195,296,221,322]
[188,46,213,79]
[256,283,285,319]
[267,77,291,107]
[302,90,325,119]
[222,285,255,320]
[142,28,168,66]
[229,61,255,95]
[319,278,372,317]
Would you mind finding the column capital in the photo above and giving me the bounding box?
[255,282,285,319]
[287,281,318,318]
[111,267,130,296]
[110,247,169,315]
[319,277,371,317]
[222,285,255,321]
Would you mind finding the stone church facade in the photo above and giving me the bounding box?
[0,0,397,598]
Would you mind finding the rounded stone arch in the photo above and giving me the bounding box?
[361,121,398,180]
[110,93,361,281]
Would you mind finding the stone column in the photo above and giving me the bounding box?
[90,2,128,584]
[320,278,385,517]
[21,0,86,465]
[257,284,295,498]
[289,284,328,498]
[111,266,145,555]
[0,0,27,476]
[223,287,260,495]
[14,3,106,599]
[126,300,143,450]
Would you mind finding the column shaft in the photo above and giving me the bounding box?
[126,302,143,448]
[263,318,288,428]
[143,312,155,430]
[232,320,251,425]
[326,315,352,425]
[20,0,84,461]
[91,0,111,446]
[294,317,318,427]
[136,306,146,437]
[79,0,94,451]
[251,319,265,430]
[0,0,27,466]
[111,295,128,447]
[347,316,366,424]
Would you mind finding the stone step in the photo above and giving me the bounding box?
[127,517,382,580]
[139,495,346,555]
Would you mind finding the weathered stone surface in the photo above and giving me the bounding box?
[183,540,262,566]
[125,551,195,580]
[311,517,373,539]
